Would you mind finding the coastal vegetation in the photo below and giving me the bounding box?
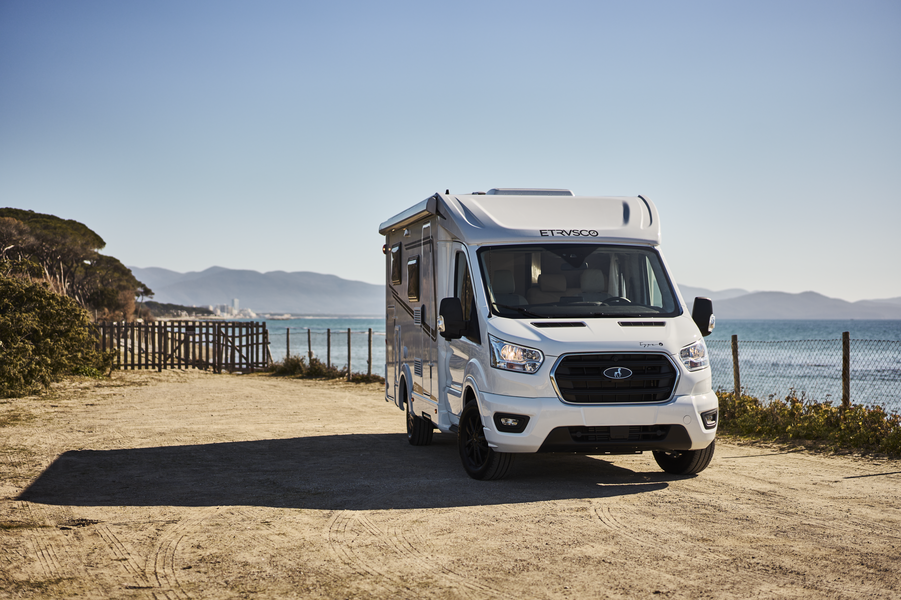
[268,355,384,384]
[718,390,901,457]
[0,208,150,321]
[0,275,111,398]
[0,207,148,397]
[142,300,214,319]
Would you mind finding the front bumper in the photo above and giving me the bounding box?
[477,390,718,454]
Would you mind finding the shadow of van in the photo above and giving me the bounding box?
[18,433,679,510]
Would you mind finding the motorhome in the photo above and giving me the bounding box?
[378,189,717,480]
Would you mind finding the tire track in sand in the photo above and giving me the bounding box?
[592,484,880,598]
[5,445,109,597]
[325,510,505,599]
[146,507,219,600]
[392,521,505,599]
[325,511,405,596]
[95,523,155,591]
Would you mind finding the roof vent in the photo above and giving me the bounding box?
[487,188,574,196]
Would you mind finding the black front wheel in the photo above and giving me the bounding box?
[652,440,715,475]
[458,402,514,480]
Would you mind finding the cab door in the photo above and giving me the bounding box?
[446,244,479,415]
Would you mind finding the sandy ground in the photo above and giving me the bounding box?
[1,369,899,600]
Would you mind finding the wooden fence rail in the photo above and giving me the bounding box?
[96,321,271,373]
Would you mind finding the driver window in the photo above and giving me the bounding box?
[454,252,474,321]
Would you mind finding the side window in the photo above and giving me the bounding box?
[390,244,402,285]
[407,256,420,301]
[454,252,474,321]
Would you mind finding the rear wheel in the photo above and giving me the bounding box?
[653,440,715,475]
[458,402,514,480]
[404,381,433,446]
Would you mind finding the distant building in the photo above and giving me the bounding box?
[210,301,255,318]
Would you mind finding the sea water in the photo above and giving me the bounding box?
[262,316,900,411]
[707,320,901,411]
[265,316,386,374]
[707,320,901,342]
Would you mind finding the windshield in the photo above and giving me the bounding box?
[477,244,680,319]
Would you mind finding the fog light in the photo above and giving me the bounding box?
[494,413,530,433]
[701,408,718,430]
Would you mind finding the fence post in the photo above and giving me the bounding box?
[731,334,741,398]
[327,328,331,368]
[347,328,352,381]
[214,323,221,374]
[368,328,373,376]
[286,327,290,359]
[842,331,850,411]
[308,328,312,360]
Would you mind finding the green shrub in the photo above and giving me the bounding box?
[270,355,307,376]
[71,365,107,379]
[268,355,384,383]
[718,390,901,457]
[0,275,111,398]
[304,357,346,379]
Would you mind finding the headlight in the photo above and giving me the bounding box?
[679,340,709,371]
[489,335,544,374]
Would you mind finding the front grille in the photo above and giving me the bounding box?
[568,425,671,443]
[552,353,677,404]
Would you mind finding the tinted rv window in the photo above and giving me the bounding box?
[407,256,420,301]
[390,244,402,285]
[454,252,474,321]
[478,244,680,319]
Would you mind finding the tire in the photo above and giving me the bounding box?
[652,439,715,475]
[404,381,433,446]
[458,402,514,480]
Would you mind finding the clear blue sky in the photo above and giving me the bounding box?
[1,1,899,302]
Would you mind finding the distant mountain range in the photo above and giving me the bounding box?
[681,285,901,319]
[130,267,382,315]
[129,267,901,319]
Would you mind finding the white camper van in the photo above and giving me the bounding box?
[379,189,717,480]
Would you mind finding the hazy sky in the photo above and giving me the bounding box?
[1,1,899,302]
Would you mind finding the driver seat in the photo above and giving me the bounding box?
[580,269,611,302]
[493,270,527,306]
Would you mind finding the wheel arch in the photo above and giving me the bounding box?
[462,377,480,408]
[397,365,413,411]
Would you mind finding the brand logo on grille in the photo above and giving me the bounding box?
[604,367,633,380]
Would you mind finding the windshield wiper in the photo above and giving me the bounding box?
[491,303,545,318]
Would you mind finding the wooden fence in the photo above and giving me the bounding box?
[96,321,271,373]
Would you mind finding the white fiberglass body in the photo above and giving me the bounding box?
[379,189,717,479]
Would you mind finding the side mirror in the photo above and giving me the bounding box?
[692,297,715,337]
[438,298,465,340]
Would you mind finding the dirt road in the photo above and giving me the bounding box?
[1,369,899,599]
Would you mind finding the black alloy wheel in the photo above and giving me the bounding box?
[458,401,514,480]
